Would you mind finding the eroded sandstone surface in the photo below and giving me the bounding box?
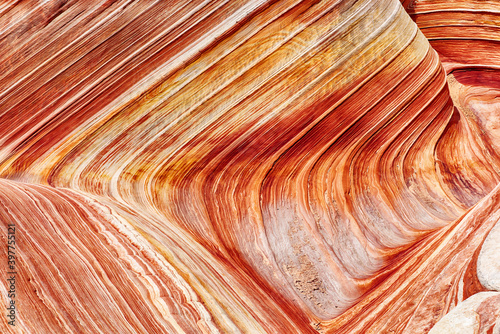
[1,0,499,333]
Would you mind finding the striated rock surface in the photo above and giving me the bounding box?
[0,0,500,333]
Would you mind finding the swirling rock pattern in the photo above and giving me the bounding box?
[1,0,499,333]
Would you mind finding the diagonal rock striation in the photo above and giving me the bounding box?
[1,0,500,333]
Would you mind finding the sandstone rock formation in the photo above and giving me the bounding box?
[0,0,499,333]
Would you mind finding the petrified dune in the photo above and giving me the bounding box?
[1,0,500,333]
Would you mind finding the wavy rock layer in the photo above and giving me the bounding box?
[1,1,500,333]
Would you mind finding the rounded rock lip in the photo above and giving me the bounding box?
[429,291,500,334]
[477,219,500,292]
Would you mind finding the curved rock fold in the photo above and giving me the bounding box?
[1,0,500,333]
